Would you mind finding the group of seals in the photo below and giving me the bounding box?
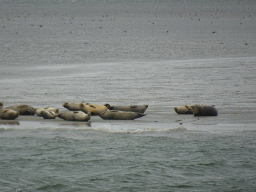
[1,101,218,122]
[0,102,148,121]
[62,103,148,120]
[174,104,218,116]
[0,102,56,120]
[5,104,36,115]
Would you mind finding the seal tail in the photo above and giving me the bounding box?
[135,113,147,119]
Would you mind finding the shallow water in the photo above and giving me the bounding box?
[1,128,256,192]
[1,0,256,191]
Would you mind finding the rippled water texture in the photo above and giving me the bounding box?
[0,0,256,191]
[1,129,256,192]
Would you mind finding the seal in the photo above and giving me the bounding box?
[190,104,218,116]
[41,110,58,119]
[57,111,91,121]
[98,110,146,120]
[174,105,193,114]
[62,102,82,111]
[0,109,20,120]
[109,105,148,113]
[80,103,110,116]
[0,102,4,113]
[5,105,36,115]
[36,107,59,116]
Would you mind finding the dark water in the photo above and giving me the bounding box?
[1,129,256,192]
[0,0,256,191]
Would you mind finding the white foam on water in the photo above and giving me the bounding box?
[0,118,255,135]
[85,121,187,134]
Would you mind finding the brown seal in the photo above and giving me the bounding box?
[191,104,218,116]
[98,110,146,120]
[109,105,148,113]
[5,105,36,115]
[62,103,82,111]
[80,103,110,116]
[57,111,91,121]
[174,105,193,114]
[0,109,20,120]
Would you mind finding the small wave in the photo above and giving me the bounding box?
[36,183,67,190]
[0,121,188,134]
[0,120,91,131]
[88,122,188,134]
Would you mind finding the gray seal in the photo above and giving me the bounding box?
[191,104,218,116]
[98,110,146,120]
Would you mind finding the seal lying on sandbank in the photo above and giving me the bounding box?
[5,105,36,115]
[0,109,20,120]
[191,105,218,116]
[98,110,146,120]
[57,111,91,121]
[41,110,58,119]
[62,103,82,111]
[80,103,110,116]
[109,105,148,113]
[174,105,193,114]
[36,107,59,117]
[0,102,19,120]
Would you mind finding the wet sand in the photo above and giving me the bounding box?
[1,0,256,133]
[1,56,256,133]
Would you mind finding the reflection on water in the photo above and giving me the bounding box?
[0,120,20,126]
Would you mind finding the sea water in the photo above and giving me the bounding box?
[0,0,256,191]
